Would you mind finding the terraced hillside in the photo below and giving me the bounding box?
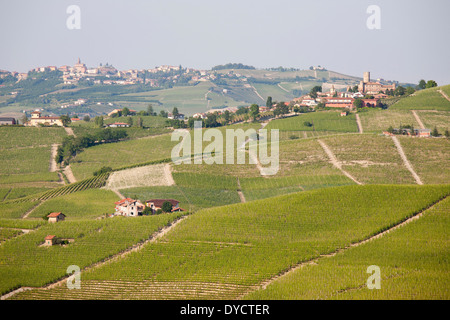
[246,196,450,300]
[390,85,450,111]
[8,185,449,299]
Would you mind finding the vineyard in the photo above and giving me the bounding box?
[266,111,359,133]
[391,85,450,110]
[10,185,450,300]
[27,189,120,220]
[0,212,185,296]
[246,196,450,300]
[69,134,177,180]
[5,172,111,203]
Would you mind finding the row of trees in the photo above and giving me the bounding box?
[56,129,128,165]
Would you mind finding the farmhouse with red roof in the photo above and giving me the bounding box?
[114,198,145,217]
[47,212,66,223]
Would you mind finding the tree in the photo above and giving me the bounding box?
[425,80,438,88]
[445,129,449,138]
[310,85,322,94]
[60,115,71,127]
[159,110,168,118]
[266,96,273,108]
[205,114,219,128]
[147,104,154,116]
[94,116,104,128]
[387,126,394,134]
[432,126,439,137]
[122,107,130,117]
[127,117,133,126]
[136,117,143,128]
[20,114,28,125]
[142,207,152,216]
[161,201,173,213]
[418,79,426,90]
[223,110,231,124]
[172,107,179,118]
[394,86,406,96]
[353,98,363,109]
[249,104,259,121]
[406,87,415,95]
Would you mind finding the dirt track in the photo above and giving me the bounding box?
[391,136,423,185]
[317,139,363,185]
[411,110,425,129]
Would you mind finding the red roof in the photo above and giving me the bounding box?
[110,122,129,125]
[47,212,65,218]
[45,235,56,240]
[115,198,135,205]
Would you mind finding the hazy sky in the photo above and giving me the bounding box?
[1,0,449,84]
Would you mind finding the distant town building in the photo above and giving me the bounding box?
[73,58,87,74]
[168,113,185,120]
[26,111,63,127]
[323,97,354,108]
[106,122,130,128]
[358,71,396,94]
[0,117,16,125]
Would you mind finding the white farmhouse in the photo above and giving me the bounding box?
[114,198,145,217]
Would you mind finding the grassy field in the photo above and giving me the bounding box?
[245,195,449,299]
[391,85,450,111]
[27,189,119,220]
[266,111,358,133]
[397,136,450,184]
[321,134,416,184]
[0,228,24,243]
[252,83,294,102]
[358,109,420,132]
[0,127,66,149]
[0,200,40,219]
[10,185,449,300]
[240,175,354,201]
[0,187,52,201]
[0,127,65,186]
[415,110,450,132]
[0,146,60,185]
[71,117,171,139]
[118,81,247,115]
[0,212,184,295]
[70,134,176,180]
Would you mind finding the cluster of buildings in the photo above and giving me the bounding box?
[292,72,394,110]
[114,198,184,217]
[383,128,432,138]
